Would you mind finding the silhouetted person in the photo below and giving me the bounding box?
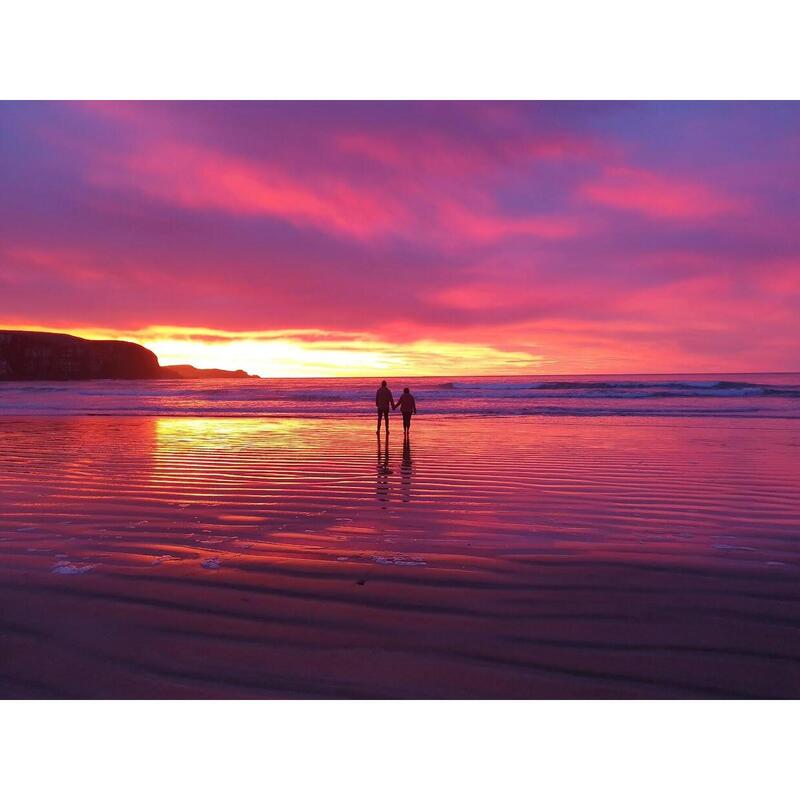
[375,380,395,434]
[397,387,417,438]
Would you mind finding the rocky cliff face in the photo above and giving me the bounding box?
[0,330,168,380]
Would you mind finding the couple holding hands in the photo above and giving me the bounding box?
[375,380,417,437]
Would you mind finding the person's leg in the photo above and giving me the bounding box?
[376,410,383,433]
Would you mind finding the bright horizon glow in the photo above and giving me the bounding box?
[3,323,793,377]
[1,325,543,377]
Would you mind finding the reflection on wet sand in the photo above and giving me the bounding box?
[0,415,799,699]
[401,439,413,503]
[376,432,392,506]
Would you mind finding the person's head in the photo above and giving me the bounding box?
[404,387,410,394]
[381,380,387,387]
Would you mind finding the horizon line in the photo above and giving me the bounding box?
[197,370,800,379]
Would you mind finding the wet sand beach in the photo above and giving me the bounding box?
[1,415,799,698]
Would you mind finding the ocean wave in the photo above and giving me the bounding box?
[520,388,800,399]
[449,378,797,391]
[0,384,70,392]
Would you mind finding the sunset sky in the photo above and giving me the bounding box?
[1,101,798,376]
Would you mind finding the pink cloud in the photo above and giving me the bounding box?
[438,203,580,243]
[758,261,800,294]
[432,283,518,311]
[337,128,596,175]
[90,143,405,239]
[580,167,743,219]
[88,138,582,246]
[337,132,485,175]
[2,245,110,283]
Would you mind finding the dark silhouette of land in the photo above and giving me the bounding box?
[165,364,260,379]
[0,330,259,381]
[0,330,165,380]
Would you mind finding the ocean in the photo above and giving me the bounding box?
[1,372,799,418]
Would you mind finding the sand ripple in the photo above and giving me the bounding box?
[1,415,799,698]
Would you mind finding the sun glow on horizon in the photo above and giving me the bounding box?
[2,324,545,377]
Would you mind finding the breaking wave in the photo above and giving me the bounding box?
[447,379,800,398]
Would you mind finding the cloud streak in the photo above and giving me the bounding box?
[581,166,743,219]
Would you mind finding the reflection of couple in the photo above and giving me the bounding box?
[376,431,413,504]
[375,380,417,438]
